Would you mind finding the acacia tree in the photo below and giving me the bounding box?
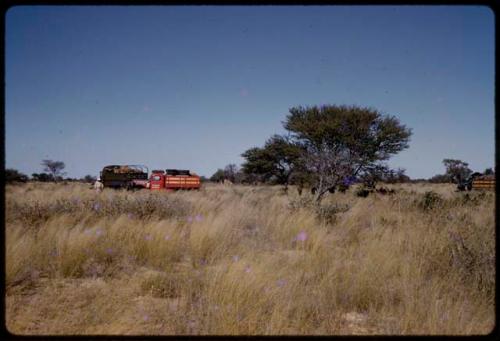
[442,159,472,183]
[241,147,272,182]
[224,164,239,183]
[284,105,412,203]
[241,134,304,192]
[41,159,66,182]
[209,169,225,182]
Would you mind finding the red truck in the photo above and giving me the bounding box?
[149,169,201,191]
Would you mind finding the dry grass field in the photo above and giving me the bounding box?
[5,181,495,335]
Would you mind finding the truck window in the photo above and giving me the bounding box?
[152,175,161,181]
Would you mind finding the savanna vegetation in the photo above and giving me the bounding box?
[6,181,494,335]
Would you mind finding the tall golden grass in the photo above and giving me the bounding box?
[5,182,495,335]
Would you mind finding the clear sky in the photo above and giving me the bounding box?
[6,5,494,179]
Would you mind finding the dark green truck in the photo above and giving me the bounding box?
[100,165,149,189]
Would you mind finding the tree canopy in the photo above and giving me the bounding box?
[6,168,28,183]
[442,159,472,183]
[32,173,54,182]
[240,104,411,200]
[284,105,412,201]
[41,160,66,181]
[209,169,225,182]
[241,134,304,190]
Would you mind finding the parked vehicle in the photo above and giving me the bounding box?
[100,165,149,189]
[457,172,495,191]
[149,169,201,191]
[471,174,495,190]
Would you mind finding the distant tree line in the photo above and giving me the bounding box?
[5,159,97,184]
[6,131,493,194]
[209,164,247,184]
[209,156,493,189]
[428,159,494,184]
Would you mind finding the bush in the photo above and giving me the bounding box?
[288,197,350,225]
[6,169,28,183]
[355,187,371,198]
[418,191,443,211]
[315,203,350,225]
[457,192,488,206]
[288,196,314,211]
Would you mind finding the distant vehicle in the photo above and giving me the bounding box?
[470,174,495,190]
[149,169,201,191]
[100,165,149,189]
[457,172,495,191]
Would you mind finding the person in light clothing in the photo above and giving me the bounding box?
[94,178,104,193]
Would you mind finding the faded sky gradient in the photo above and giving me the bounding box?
[6,6,495,179]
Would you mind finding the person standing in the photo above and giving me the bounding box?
[94,177,104,193]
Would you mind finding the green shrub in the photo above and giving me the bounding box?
[315,203,350,225]
[418,191,443,211]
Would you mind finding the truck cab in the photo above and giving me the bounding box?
[149,170,166,190]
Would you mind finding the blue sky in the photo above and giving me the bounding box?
[6,5,494,179]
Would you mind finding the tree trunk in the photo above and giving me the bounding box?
[283,182,289,194]
[314,185,330,204]
[313,191,323,203]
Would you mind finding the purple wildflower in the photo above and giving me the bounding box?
[143,314,150,321]
[93,203,101,211]
[295,231,308,242]
[144,234,153,241]
[276,279,287,287]
[244,265,251,273]
[95,228,103,236]
[343,176,355,186]
[164,234,171,241]
[106,248,113,255]
[232,255,240,262]
[127,213,134,219]
[199,258,207,266]
[186,216,193,223]
[448,230,461,243]
[195,214,203,222]
[187,318,197,329]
